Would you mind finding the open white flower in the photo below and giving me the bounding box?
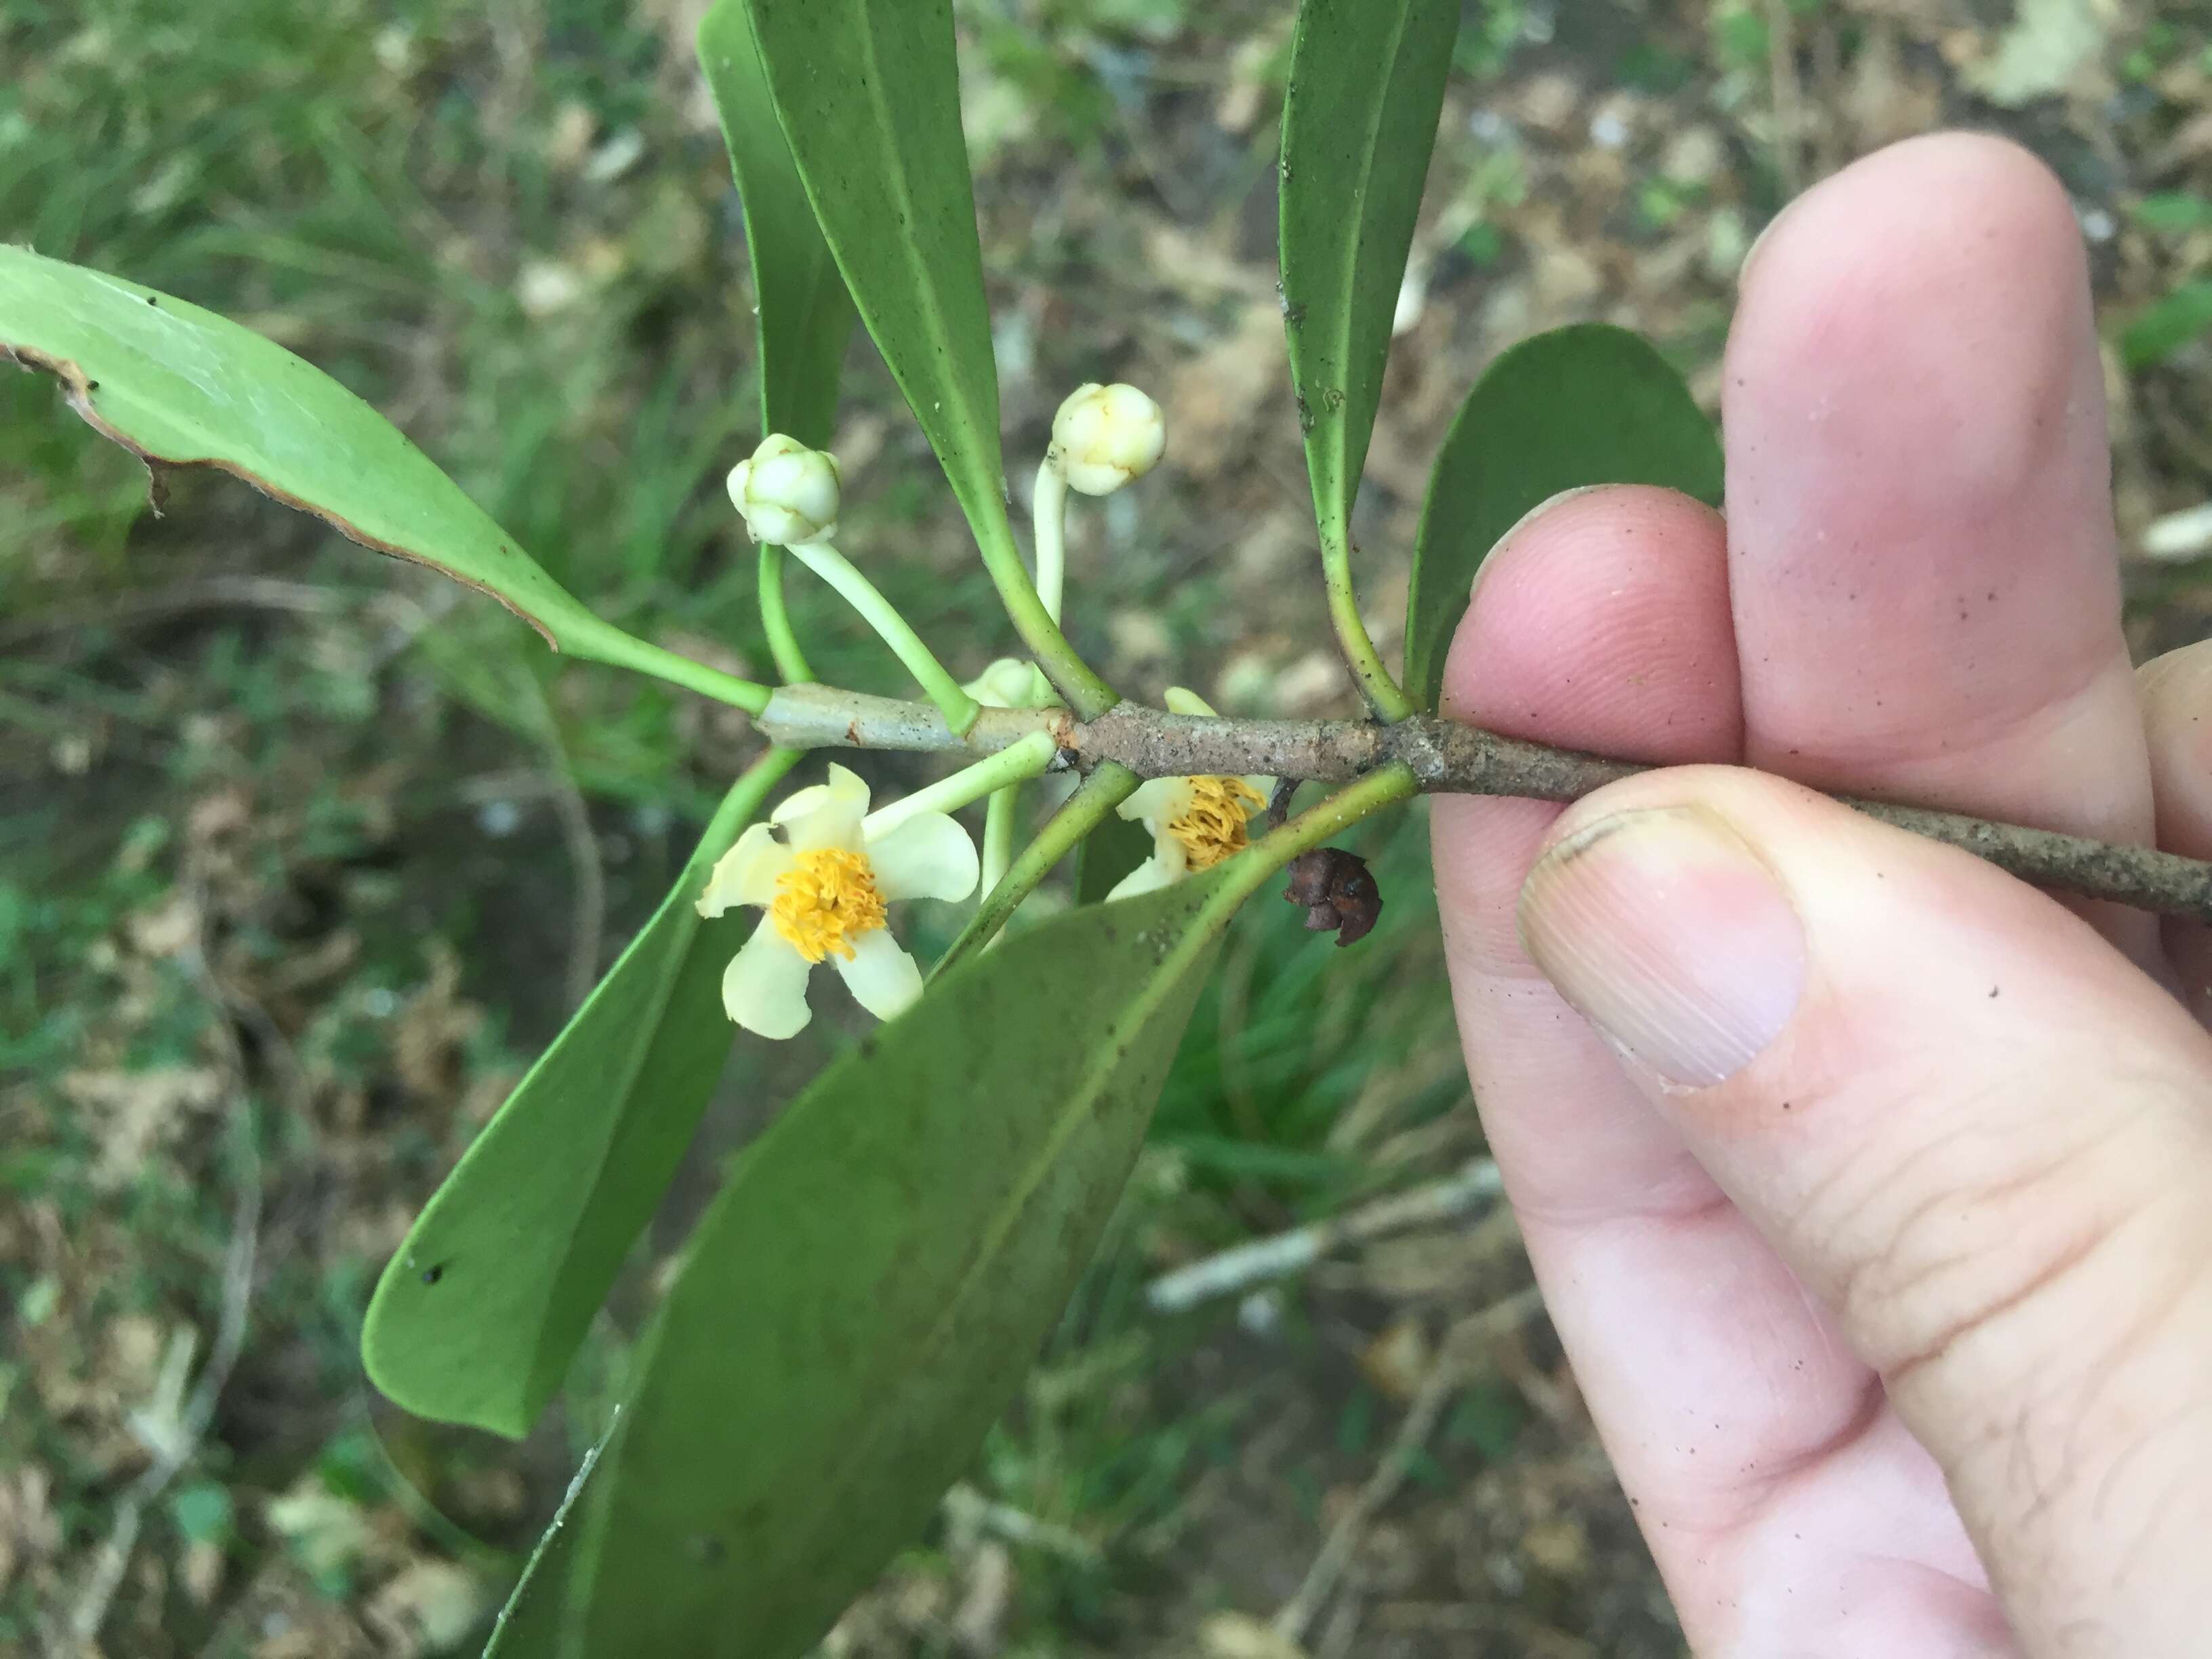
[1107,689,1271,901]
[697,764,977,1038]
[726,432,840,546]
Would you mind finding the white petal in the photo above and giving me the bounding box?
[722,920,814,1039]
[774,763,869,851]
[831,928,923,1022]
[1162,687,1218,718]
[1106,855,1179,901]
[696,823,792,917]
[866,813,979,903]
[1115,777,1190,832]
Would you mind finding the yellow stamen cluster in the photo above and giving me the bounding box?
[769,847,887,962]
[1166,776,1267,872]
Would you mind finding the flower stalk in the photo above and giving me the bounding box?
[861,731,1058,840]
[785,542,981,736]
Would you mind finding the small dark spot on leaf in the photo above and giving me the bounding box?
[85,380,99,391]
[685,1533,726,1565]
[146,295,159,306]
[420,1264,445,1285]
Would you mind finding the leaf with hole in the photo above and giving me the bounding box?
[1402,323,1723,708]
[361,749,802,1439]
[1279,0,1460,562]
[0,247,759,708]
[560,872,1237,1657]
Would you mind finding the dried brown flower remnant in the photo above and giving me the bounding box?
[1283,847,1381,947]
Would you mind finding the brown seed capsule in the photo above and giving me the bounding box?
[1281,847,1382,947]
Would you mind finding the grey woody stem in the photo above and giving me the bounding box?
[754,683,2212,924]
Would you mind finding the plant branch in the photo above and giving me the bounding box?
[756,683,2212,924]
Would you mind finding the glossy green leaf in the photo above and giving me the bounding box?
[1279,0,1459,558]
[1402,324,1724,708]
[563,872,1237,1658]
[0,247,763,710]
[740,0,1019,575]
[699,0,854,451]
[362,750,803,1439]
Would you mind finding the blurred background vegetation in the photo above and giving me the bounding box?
[3,0,2208,1654]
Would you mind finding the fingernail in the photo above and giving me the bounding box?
[1738,187,1809,289]
[1469,485,1611,607]
[1518,806,1806,1088]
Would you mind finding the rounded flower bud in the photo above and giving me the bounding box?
[1048,382,1166,496]
[726,432,840,546]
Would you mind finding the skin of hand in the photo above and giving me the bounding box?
[1431,131,2212,1658]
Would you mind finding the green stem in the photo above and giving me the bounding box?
[861,731,1058,839]
[577,622,773,714]
[1031,463,1069,623]
[786,541,980,735]
[758,544,814,684]
[931,761,1141,979]
[981,783,1021,897]
[1321,535,1414,723]
[974,514,1118,721]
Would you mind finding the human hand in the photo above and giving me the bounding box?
[1432,133,2212,1657]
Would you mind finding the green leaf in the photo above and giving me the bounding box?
[2121,280,2212,369]
[700,0,855,451]
[0,247,761,710]
[741,0,1015,573]
[1073,811,1153,906]
[361,750,803,1439]
[1402,324,1723,708]
[1279,0,1460,558]
[563,872,1237,1658]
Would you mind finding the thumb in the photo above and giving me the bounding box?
[1514,766,2212,1656]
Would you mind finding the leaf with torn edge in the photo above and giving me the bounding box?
[0,246,755,703]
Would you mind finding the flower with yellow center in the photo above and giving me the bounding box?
[697,764,978,1038]
[1107,688,1273,901]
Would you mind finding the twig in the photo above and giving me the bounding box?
[941,1484,1101,1565]
[67,884,263,1647]
[1272,1287,1544,1645]
[1145,1160,1504,1315]
[756,684,2212,924]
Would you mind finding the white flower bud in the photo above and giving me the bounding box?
[726,432,840,545]
[961,657,1042,710]
[1048,382,1166,496]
